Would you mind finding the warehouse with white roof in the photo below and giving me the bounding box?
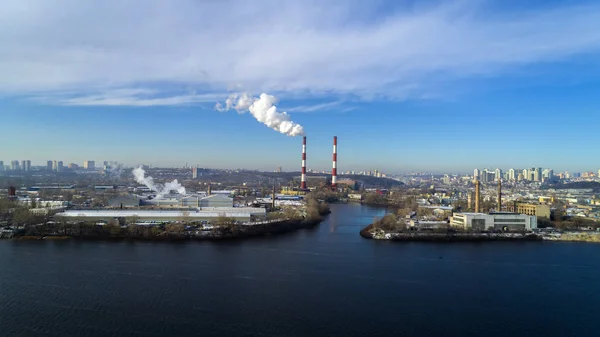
[55,207,266,223]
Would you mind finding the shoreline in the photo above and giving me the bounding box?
[360,223,600,243]
[360,226,542,242]
[9,218,325,243]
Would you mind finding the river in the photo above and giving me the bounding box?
[1,203,599,336]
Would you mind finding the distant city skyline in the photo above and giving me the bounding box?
[3,1,600,171]
[1,157,599,177]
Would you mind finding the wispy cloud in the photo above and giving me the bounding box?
[34,88,225,107]
[286,101,346,113]
[2,0,600,104]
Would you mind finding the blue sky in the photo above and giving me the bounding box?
[2,0,600,173]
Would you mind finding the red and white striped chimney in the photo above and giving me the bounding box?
[332,136,337,190]
[300,136,307,189]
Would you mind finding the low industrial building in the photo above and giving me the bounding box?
[450,212,537,231]
[55,207,267,223]
[112,193,235,209]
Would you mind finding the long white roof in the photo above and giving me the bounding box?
[56,208,265,218]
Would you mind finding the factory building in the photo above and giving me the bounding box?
[109,195,142,208]
[335,179,358,190]
[506,203,551,218]
[138,193,234,208]
[55,208,267,223]
[450,213,537,231]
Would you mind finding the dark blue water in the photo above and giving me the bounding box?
[1,203,599,336]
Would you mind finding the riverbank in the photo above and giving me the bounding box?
[7,218,325,242]
[360,224,542,242]
[540,231,600,243]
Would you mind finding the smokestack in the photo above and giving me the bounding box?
[475,180,481,213]
[332,136,337,190]
[497,178,502,212]
[300,136,307,189]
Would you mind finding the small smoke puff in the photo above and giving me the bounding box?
[215,92,304,137]
[132,166,186,198]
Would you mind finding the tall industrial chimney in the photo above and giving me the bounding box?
[332,136,337,190]
[301,136,307,189]
[474,180,481,213]
[497,177,502,212]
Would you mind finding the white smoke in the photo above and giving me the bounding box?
[215,93,304,136]
[132,166,186,199]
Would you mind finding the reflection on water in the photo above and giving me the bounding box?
[1,203,599,337]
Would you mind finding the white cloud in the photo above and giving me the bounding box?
[1,0,600,105]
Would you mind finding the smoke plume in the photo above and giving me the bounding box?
[132,166,186,199]
[215,93,304,136]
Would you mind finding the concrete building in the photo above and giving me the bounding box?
[450,213,537,231]
[508,169,516,181]
[21,160,31,172]
[84,160,95,170]
[192,167,198,179]
[47,160,53,171]
[0,161,4,172]
[506,203,551,218]
[495,169,502,181]
[11,160,20,171]
[55,208,267,223]
[522,169,529,181]
[533,167,542,182]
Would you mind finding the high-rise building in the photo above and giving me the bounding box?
[443,174,451,185]
[68,163,79,169]
[11,160,20,171]
[522,169,529,181]
[0,161,4,172]
[21,160,31,172]
[47,160,53,171]
[495,169,502,181]
[192,167,198,179]
[533,167,542,182]
[52,160,58,171]
[83,160,95,170]
[58,161,64,172]
[508,169,516,181]
[473,169,480,180]
[481,169,490,183]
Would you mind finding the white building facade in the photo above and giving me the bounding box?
[450,213,537,231]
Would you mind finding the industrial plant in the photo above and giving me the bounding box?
[0,135,350,236]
